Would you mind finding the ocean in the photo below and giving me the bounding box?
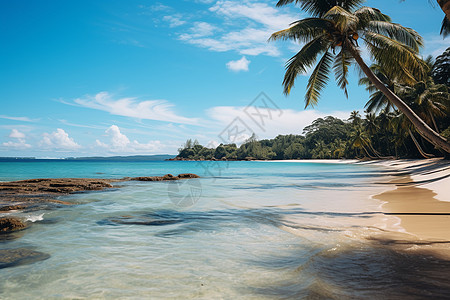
[1,161,449,299]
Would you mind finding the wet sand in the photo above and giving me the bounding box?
[366,159,450,258]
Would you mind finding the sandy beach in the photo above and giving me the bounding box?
[357,159,450,258]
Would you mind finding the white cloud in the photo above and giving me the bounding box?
[0,115,36,122]
[2,139,31,149]
[73,92,198,125]
[226,56,251,72]
[163,14,186,27]
[9,129,26,139]
[210,1,295,30]
[96,125,164,153]
[40,129,81,150]
[106,125,130,149]
[178,1,297,57]
[423,34,449,57]
[179,22,216,39]
[2,129,31,149]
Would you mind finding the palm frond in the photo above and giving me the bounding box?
[355,7,391,24]
[276,0,365,17]
[363,32,427,84]
[333,46,352,97]
[367,21,423,51]
[283,35,328,95]
[269,18,333,43]
[305,50,334,107]
[323,6,358,31]
[441,17,450,37]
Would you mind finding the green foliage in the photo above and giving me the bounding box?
[270,1,426,107]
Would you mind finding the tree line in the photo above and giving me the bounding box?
[176,46,449,161]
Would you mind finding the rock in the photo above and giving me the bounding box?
[0,204,27,211]
[98,215,183,226]
[0,248,50,269]
[162,174,177,180]
[130,173,200,181]
[177,173,200,179]
[0,174,200,214]
[0,217,27,233]
[0,178,113,195]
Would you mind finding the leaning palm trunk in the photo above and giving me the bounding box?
[408,129,435,158]
[438,0,450,21]
[349,48,450,153]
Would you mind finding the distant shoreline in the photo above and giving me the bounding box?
[0,154,175,162]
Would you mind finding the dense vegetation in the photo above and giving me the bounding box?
[177,47,449,161]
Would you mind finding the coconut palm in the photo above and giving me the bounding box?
[349,126,376,158]
[391,112,435,158]
[361,57,449,135]
[359,64,397,113]
[402,79,449,133]
[270,0,450,153]
[348,110,361,126]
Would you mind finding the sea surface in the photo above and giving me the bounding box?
[1,161,449,299]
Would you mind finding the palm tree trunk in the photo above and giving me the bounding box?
[361,144,376,159]
[408,129,434,158]
[429,110,440,133]
[349,48,450,154]
[438,0,450,22]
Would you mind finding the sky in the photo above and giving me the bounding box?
[0,0,447,158]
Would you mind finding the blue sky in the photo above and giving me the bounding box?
[0,0,447,157]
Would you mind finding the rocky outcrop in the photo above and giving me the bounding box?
[0,174,200,212]
[130,173,200,181]
[0,217,27,233]
[0,178,114,195]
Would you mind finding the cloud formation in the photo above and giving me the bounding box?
[74,92,198,125]
[2,129,31,149]
[163,14,186,27]
[207,106,351,141]
[177,1,297,57]
[40,128,81,150]
[0,115,36,122]
[96,125,163,153]
[226,56,250,72]
[9,129,26,139]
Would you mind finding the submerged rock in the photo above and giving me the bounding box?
[0,248,50,269]
[98,215,184,226]
[0,217,27,233]
[130,173,200,181]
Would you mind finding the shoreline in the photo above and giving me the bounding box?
[363,159,450,258]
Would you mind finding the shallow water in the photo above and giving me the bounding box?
[0,161,449,299]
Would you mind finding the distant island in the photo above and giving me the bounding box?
[0,155,175,162]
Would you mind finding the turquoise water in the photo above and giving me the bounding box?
[1,161,449,299]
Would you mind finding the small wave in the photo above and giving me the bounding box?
[25,213,44,222]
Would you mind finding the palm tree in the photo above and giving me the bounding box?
[270,0,450,153]
[359,64,396,113]
[402,79,449,133]
[391,112,435,158]
[348,110,361,126]
[350,126,376,158]
[361,57,449,135]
